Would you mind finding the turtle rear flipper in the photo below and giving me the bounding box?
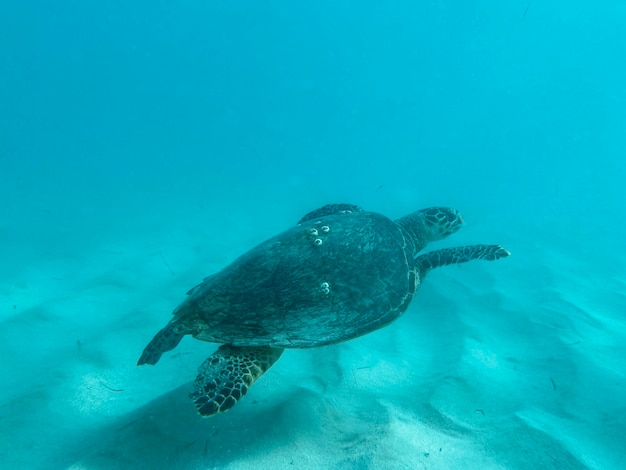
[416,244,510,275]
[190,345,284,417]
[137,324,184,365]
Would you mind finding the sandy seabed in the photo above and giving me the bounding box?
[1,199,623,470]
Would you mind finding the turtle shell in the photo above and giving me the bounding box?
[174,209,418,348]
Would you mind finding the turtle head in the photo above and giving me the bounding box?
[419,207,464,241]
[395,207,464,255]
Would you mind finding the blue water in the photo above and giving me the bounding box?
[1,1,624,469]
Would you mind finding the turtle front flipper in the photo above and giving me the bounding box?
[190,345,284,417]
[137,324,184,365]
[416,244,510,275]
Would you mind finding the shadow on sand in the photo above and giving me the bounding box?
[54,382,301,469]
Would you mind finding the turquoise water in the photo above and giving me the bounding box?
[1,2,624,469]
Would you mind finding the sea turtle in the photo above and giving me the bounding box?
[138,204,509,417]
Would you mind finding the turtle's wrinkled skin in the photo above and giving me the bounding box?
[138,204,509,417]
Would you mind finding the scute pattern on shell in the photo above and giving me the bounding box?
[173,210,416,349]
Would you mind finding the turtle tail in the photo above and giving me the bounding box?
[190,345,284,417]
[137,324,184,365]
[416,244,510,275]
